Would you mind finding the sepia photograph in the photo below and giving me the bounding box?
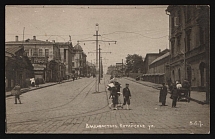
[5,5,210,134]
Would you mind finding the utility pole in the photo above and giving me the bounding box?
[77,24,116,92]
[122,59,124,76]
[99,46,101,83]
[89,50,111,84]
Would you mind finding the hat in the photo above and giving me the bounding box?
[126,83,129,85]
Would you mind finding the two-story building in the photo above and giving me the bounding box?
[5,36,62,82]
[166,5,209,92]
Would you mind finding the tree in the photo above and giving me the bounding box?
[125,54,144,73]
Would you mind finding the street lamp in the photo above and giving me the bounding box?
[95,23,99,31]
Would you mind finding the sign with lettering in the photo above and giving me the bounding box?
[31,57,48,64]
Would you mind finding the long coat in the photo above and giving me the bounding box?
[159,85,167,102]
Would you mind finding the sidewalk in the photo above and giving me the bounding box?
[124,77,208,104]
[5,78,78,98]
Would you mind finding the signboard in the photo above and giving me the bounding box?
[31,57,48,64]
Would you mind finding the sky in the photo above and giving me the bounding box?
[5,5,169,73]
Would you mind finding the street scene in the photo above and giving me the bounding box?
[5,5,210,134]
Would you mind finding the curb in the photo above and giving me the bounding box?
[124,77,206,104]
[5,78,77,98]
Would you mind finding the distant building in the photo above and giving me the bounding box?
[73,43,87,76]
[143,49,169,74]
[166,5,209,91]
[148,52,170,84]
[55,42,74,78]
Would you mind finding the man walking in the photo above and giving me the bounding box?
[159,83,168,106]
[123,83,131,110]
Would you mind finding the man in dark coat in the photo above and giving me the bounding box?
[159,83,168,106]
[110,86,118,110]
[171,86,179,108]
[123,83,131,110]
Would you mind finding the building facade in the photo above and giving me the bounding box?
[148,52,170,84]
[166,5,209,92]
[5,36,62,82]
[55,42,74,78]
[5,46,34,90]
[72,43,87,76]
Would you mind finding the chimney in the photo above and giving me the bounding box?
[159,49,161,53]
[33,36,36,40]
[15,36,18,41]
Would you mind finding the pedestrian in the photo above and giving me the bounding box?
[35,78,40,87]
[176,81,182,89]
[109,86,118,110]
[30,78,35,87]
[123,83,131,110]
[171,86,178,108]
[11,83,22,104]
[159,83,168,106]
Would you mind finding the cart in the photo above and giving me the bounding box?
[177,88,190,102]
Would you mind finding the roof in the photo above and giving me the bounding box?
[74,43,83,50]
[5,46,23,55]
[150,52,170,65]
[6,39,54,44]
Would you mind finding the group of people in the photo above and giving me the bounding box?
[108,76,131,110]
[159,79,191,108]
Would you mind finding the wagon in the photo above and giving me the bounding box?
[177,88,190,102]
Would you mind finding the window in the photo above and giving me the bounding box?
[72,62,74,67]
[177,35,181,52]
[178,10,181,26]
[30,49,33,56]
[25,49,29,56]
[64,49,67,62]
[171,39,175,56]
[186,30,191,52]
[199,27,206,45]
[171,17,174,33]
[39,49,43,56]
[45,49,49,57]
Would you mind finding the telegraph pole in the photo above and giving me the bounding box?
[122,59,124,76]
[99,46,101,83]
[78,24,116,92]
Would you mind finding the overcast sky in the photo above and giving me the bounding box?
[5,5,169,73]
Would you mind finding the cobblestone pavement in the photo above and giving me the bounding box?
[6,75,210,134]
